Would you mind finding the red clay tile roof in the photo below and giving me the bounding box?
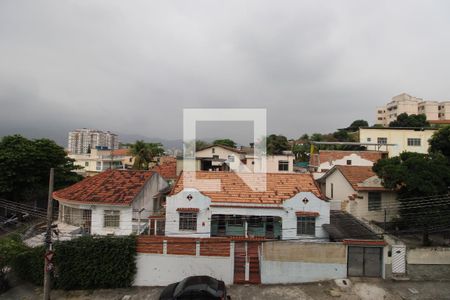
[309,150,387,167]
[334,165,388,191]
[429,120,450,125]
[53,170,155,205]
[296,211,320,217]
[170,171,324,204]
[111,149,131,156]
[151,157,178,180]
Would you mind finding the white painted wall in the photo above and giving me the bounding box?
[322,169,355,212]
[165,189,212,238]
[282,192,330,239]
[166,190,330,240]
[321,169,398,222]
[196,146,245,171]
[317,153,374,172]
[132,173,169,219]
[134,253,234,286]
[90,205,133,235]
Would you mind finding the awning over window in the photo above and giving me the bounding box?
[295,211,320,217]
[176,208,200,212]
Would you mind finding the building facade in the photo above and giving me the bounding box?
[68,128,119,154]
[376,93,450,126]
[193,145,295,173]
[318,165,398,222]
[359,127,436,157]
[53,170,169,235]
[69,148,133,176]
[164,171,330,240]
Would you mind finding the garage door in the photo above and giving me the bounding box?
[348,246,382,277]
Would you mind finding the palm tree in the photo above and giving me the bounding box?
[130,140,165,170]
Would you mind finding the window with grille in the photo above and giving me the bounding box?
[297,216,316,235]
[278,160,289,171]
[407,138,421,146]
[60,204,92,232]
[377,137,387,144]
[104,210,120,228]
[368,192,382,211]
[179,212,197,231]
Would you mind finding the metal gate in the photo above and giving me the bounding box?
[234,241,261,284]
[348,246,382,277]
[391,245,406,274]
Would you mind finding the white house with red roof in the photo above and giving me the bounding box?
[163,171,330,240]
[317,165,398,222]
[53,169,169,236]
[309,150,388,179]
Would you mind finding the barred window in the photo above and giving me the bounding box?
[104,210,120,228]
[297,216,315,235]
[377,137,387,144]
[407,138,421,146]
[368,192,382,211]
[179,212,197,231]
[278,160,289,171]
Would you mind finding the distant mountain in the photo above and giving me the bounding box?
[119,133,183,150]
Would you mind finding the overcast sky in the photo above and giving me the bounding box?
[1,1,450,146]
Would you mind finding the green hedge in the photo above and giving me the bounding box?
[13,235,137,290]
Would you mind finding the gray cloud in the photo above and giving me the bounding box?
[1,0,450,146]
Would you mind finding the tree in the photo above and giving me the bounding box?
[373,152,450,245]
[348,120,369,131]
[429,125,450,158]
[213,139,236,148]
[389,113,430,127]
[195,140,210,150]
[130,140,165,170]
[266,134,289,155]
[0,135,82,203]
[292,143,310,162]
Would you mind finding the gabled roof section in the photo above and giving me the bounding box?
[170,171,324,204]
[53,170,155,205]
[319,165,388,192]
[111,149,131,156]
[309,150,387,167]
[151,157,178,180]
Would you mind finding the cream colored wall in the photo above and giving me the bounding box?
[250,154,294,173]
[323,170,355,211]
[359,128,436,157]
[348,191,398,222]
[418,101,439,120]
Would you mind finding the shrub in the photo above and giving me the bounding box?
[0,234,29,292]
[13,235,137,290]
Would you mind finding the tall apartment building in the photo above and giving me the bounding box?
[68,128,119,154]
[376,93,450,126]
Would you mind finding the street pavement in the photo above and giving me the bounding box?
[2,278,450,300]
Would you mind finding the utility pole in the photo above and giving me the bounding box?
[43,168,54,300]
